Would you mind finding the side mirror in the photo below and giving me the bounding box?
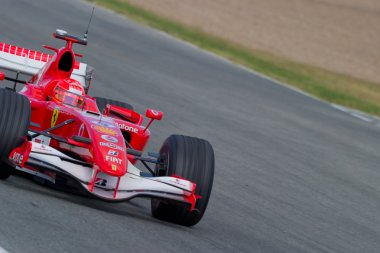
[143,109,163,133]
[146,109,163,121]
[0,72,5,81]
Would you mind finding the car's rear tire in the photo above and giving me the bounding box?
[94,97,134,112]
[151,135,215,226]
[0,89,31,179]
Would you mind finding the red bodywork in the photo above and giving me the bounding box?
[8,33,155,193]
[0,31,199,211]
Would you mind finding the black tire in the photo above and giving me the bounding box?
[0,89,31,179]
[0,163,13,180]
[151,135,215,226]
[94,97,133,113]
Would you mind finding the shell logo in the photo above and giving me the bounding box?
[92,125,117,136]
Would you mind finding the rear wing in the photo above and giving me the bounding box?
[0,42,94,91]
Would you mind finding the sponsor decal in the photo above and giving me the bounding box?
[99,142,125,152]
[101,135,118,143]
[106,156,122,164]
[33,136,51,145]
[11,152,23,164]
[92,125,117,136]
[151,110,159,116]
[117,123,138,133]
[167,177,187,188]
[51,108,59,127]
[91,120,116,129]
[112,165,117,171]
[34,144,53,153]
[108,150,118,156]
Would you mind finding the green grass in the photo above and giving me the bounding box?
[88,0,380,116]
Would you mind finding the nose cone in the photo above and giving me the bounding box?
[88,119,128,176]
[103,150,127,176]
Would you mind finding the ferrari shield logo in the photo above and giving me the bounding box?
[112,165,117,171]
[51,108,59,127]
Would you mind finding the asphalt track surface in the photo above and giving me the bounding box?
[1,0,380,252]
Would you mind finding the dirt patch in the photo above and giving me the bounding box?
[127,0,380,83]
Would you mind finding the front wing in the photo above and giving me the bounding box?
[10,141,198,210]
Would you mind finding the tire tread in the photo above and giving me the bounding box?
[151,134,214,226]
[0,89,31,179]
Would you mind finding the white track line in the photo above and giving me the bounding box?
[331,104,350,113]
[350,112,373,122]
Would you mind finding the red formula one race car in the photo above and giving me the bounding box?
[0,29,214,226]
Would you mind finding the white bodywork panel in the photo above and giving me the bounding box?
[21,142,193,203]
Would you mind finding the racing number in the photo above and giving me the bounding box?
[51,108,59,127]
[95,178,107,187]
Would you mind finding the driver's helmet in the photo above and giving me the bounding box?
[52,79,85,107]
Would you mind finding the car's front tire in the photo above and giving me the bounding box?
[0,89,31,179]
[151,135,215,226]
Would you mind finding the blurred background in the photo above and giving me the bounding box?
[128,0,380,83]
